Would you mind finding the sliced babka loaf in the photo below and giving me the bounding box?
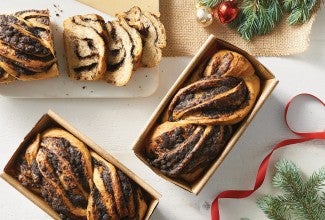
[63,14,108,80]
[119,6,166,68]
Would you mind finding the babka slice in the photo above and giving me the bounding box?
[116,15,143,70]
[105,21,134,86]
[63,14,108,80]
[143,11,166,49]
[119,6,166,67]
[0,10,58,81]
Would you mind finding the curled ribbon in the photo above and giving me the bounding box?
[211,93,325,220]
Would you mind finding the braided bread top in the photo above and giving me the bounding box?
[146,50,260,182]
[0,10,58,81]
[167,50,260,125]
[17,128,148,220]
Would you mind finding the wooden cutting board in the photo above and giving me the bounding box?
[75,0,159,15]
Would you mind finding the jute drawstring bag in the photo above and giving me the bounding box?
[160,0,318,57]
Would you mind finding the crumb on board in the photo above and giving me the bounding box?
[53,4,63,16]
[82,86,86,90]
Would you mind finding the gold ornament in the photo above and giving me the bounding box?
[196,6,213,27]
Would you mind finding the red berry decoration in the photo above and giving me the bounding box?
[214,0,239,24]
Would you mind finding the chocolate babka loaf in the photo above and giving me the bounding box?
[119,6,166,68]
[17,128,148,220]
[146,50,260,182]
[63,14,108,80]
[0,10,58,83]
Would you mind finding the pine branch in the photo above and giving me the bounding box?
[272,160,324,220]
[321,192,325,208]
[236,0,282,40]
[283,0,319,25]
[303,167,325,219]
[198,0,222,7]
[272,159,304,194]
[202,0,322,40]
[257,195,291,220]
[305,167,325,192]
[258,159,325,220]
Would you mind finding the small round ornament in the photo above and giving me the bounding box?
[196,5,213,27]
[213,0,239,24]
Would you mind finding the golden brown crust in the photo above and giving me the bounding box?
[135,187,148,220]
[146,121,232,182]
[204,50,255,78]
[203,50,260,124]
[146,49,260,182]
[180,167,205,183]
[17,128,147,220]
[87,152,147,220]
[25,133,40,166]
[41,128,93,189]
[0,66,16,83]
[38,128,93,219]
[17,134,42,194]
[167,50,260,125]
[0,10,58,81]
[36,148,88,219]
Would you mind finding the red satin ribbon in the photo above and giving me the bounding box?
[211,93,325,220]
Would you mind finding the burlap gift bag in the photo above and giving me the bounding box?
[160,0,318,57]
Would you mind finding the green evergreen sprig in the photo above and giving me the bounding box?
[199,0,322,40]
[199,0,222,7]
[236,0,282,40]
[283,0,320,25]
[257,159,325,220]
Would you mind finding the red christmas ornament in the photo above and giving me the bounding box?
[213,0,239,24]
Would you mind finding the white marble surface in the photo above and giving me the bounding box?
[0,7,325,220]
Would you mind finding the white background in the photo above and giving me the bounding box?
[0,4,325,220]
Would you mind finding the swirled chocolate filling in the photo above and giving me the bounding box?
[212,52,234,77]
[0,67,5,78]
[149,125,205,176]
[169,77,249,121]
[0,24,50,56]
[148,123,232,178]
[41,137,90,193]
